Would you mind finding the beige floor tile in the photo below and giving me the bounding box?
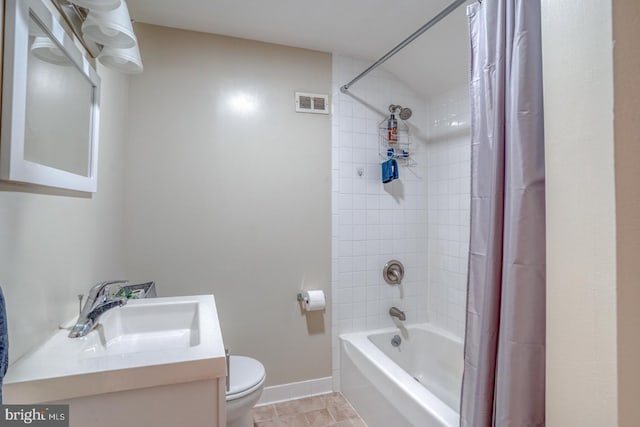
[305,408,334,427]
[254,419,280,427]
[275,400,304,417]
[278,413,310,427]
[253,405,277,422]
[297,396,327,412]
[259,393,366,427]
[327,404,359,422]
[324,392,347,407]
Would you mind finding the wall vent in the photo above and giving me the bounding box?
[295,92,329,114]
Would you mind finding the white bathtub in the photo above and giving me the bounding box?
[340,323,463,427]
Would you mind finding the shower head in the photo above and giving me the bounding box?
[389,104,413,120]
[398,107,412,120]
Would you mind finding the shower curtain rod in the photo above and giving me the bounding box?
[340,0,468,93]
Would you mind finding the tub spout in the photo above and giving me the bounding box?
[389,307,406,321]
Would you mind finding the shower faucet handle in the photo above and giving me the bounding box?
[383,260,404,285]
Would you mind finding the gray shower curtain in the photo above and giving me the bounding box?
[460,1,545,426]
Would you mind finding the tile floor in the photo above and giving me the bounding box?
[252,392,367,427]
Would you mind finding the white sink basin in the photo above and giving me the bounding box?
[4,295,226,404]
[81,300,200,358]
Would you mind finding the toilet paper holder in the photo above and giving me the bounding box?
[297,290,326,311]
[297,291,321,303]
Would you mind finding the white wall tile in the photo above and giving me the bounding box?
[332,57,470,394]
[426,86,471,339]
[331,54,431,387]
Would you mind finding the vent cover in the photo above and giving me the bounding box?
[295,92,329,114]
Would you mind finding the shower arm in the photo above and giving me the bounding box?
[340,0,468,94]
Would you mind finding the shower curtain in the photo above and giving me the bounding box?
[460,1,545,426]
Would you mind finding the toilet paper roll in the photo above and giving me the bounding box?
[302,290,326,311]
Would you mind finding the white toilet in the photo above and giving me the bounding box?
[226,355,266,427]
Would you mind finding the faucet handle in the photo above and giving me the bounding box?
[96,280,128,302]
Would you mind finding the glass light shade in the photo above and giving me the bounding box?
[82,0,135,48]
[98,42,143,73]
[69,0,121,12]
[30,36,72,65]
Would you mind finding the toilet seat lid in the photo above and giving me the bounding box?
[226,355,266,400]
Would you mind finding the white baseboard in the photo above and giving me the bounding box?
[257,376,334,406]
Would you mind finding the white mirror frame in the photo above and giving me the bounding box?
[1,0,101,192]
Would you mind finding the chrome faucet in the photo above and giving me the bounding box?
[389,306,406,321]
[68,280,129,338]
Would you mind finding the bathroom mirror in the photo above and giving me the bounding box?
[1,0,101,192]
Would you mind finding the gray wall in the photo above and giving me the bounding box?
[124,24,332,386]
[0,63,130,361]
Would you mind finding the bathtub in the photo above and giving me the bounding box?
[340,323,463,427]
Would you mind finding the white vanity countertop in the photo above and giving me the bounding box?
[4,295,226,403]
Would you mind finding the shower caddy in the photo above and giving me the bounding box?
[378,113,416,169]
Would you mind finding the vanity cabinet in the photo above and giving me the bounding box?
[52,379,225,427]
